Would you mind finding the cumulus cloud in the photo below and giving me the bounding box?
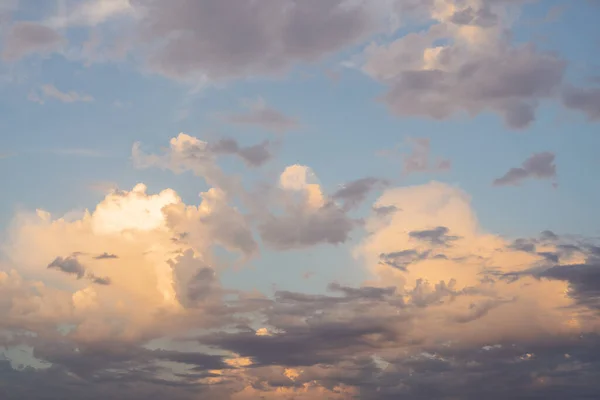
[132,0,382,81]
[2,180,600,398]
[258,165,357,250]
[493,152,557,186]
[362,0,566,128]
[224,98,300,134]
[132,133,265,196]
[1,22,63,61]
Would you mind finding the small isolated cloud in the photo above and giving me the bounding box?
[562,86,600,121]
[401,137,452,175]
[47,256,86,279]
[88,274,112,286]
[332,177,387,210]
[94,252,118,260]
[29,84,94,104]
[224,98,300,133]
[493,152,557,186]
[1,22,63,61]
[47,255,113,285]
[409,226,459,246]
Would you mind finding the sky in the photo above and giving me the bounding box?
[0,0,600,399]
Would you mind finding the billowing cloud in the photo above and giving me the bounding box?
[1,22,63,61]
[1,179,600,398]
[132,133,265,196]
[258,165,356,250]
[132,0,381,81]
[493,152,557,186]
[362,0,566,128]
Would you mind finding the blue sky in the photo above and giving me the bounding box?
[1,1,600,399]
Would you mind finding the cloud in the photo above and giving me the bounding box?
[1,22,63,61]
[493,152,557,186]
[332,177,387,210]
[93,252,119,260]
[133,133,267,195]
[362,1,566,129]
[224,98,300,134]
[401,137,452,175]
[47,256,86,279]
[47,0,135,28]
[562,86,600,121]
[409,226,460,246]
[258,165,356,249]
[209,138,273,167]
[29,84,94,104]
[133,0,381,81]
[3,179,600,398]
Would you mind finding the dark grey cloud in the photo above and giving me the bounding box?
[332,177,387,210]
[201,286,409,368]
[540,230,559,241]
[562,86,600,121]
[88,274,112,286]
[493,152,557,186]
[94,252,118,260]
[409,226,459,246]
[47,256,86,279]
[6,334,600,400]
[509,238,537,253]
[372,205,399,217]
[498,237,600,309]
[453,298,514,324]
[169,250,220,308]
[47,256,112,285]
[133,0,376,81]
[208,138,272,167]
[379,249,446,271]
[366,35,566,129]
[259,202,355,250]
[2,21,63,61]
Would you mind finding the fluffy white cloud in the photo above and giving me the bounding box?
[355,181,593,345]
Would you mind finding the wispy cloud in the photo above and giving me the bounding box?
[29,84,94,104]
[224,97,300,134]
